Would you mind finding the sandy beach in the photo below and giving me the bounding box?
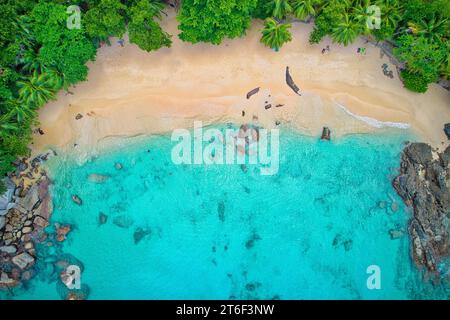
[32,9,450,156]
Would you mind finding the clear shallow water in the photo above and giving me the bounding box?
[2,126,448,299]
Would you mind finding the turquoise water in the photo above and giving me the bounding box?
[2,125,448,299]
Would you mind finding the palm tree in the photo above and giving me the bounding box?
[148,0,166,18]
[20,50,47,74]
[0,116,20,135]
[331,14,359,46]
[0,99,36,124]
[261,18,292,51]
[267,0,293,20]
[291,0,320,21]
[409,15,448,43]
[45,68,69,91]
[376,0,402,31]
[16,72,56,108]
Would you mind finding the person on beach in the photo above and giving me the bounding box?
[118,39,125,47]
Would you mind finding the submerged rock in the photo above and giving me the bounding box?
[88,173,110,183]
[393,143,450,275]
[217,201,225,222]
[378,201,387,209]
[390,202,399,213]
[98,212,108,226]
[133,227,151,244]
[343,240,353,251]
[56,223,71,242]
[245,232,261,249]
[113,215,134,229]
[389,229,404,239]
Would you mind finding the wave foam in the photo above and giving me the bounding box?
[336,103,410,129]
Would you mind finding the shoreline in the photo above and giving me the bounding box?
[31,10,450,158]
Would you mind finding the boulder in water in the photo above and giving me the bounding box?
[71,195,82,205]
[444,123,450,140]
[56,223,71,242]
[98,212,108,226]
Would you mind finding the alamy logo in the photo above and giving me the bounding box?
[67,5,81,30]
[62,265,81,289]
[366,5,381,30]
[171,121,280,175]
[366,265,381,290]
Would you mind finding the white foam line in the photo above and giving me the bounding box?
[335,103,410,129]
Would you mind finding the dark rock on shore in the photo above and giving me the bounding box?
[321,127,331,141]
[246,87,260,99]
[392,143,450,276]
[286,66,301,96]
[444,123,450,140]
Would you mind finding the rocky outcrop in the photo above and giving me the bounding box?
[392,143,450,277]
[0,157,53,289]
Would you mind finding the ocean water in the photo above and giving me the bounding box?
[2,125,448,300]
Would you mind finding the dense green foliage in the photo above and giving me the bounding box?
[128,0,172,51]
[0,0,171,191]
[400,70,429,93]
[177,0,258,44]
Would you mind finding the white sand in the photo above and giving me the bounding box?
[32,9,450,156]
